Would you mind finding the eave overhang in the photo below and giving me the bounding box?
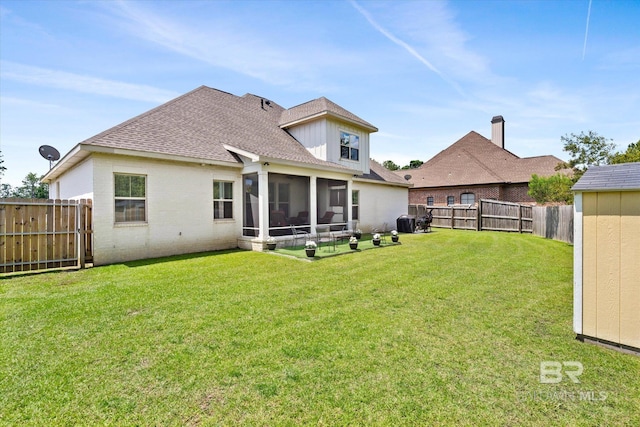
[279,111,378,132]
[41,144,243,183]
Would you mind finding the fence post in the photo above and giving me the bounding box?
[450,206,454,229]
[477,201,482,231]
[518,204,523,233]
[77,202,85,269]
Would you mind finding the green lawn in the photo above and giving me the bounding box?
[1,229,639,425]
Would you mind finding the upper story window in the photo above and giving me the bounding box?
[213,181,233,219]
[461,193,475,205]
[114,173,146,223]
[447,196,455,206]
[340,131,359,161]
[426,196,434,206]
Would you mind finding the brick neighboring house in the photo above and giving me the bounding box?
[402,116,567,206]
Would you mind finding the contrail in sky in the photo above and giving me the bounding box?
[582,0,592,60]
[349,0,466,97]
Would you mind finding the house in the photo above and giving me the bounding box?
[403,116,566,206]
[572,162,640,353]
[42,86,409,265]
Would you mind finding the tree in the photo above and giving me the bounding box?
[382,160,400,171]
[0,150,11,198]
[11,172,49,199]
[559,131,615,180]
[528,173,574,204]
[383,159,424,170]
[401,160,424,170]
[609,140,640,164]
[0,149,5,178]
[0,184,13,198]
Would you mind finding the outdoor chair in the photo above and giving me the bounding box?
[289,210,309,226]
[372,222,388,243]
[334,220,358,242]
[315,224,336,251]
[270,210,288,227]
[290,224,310,247]
[318,211,335,224]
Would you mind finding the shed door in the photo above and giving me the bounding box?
[582,191,640,349]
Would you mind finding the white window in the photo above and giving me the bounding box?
[340,131,359,161]
[114,174,146,223]
[447,196,455,206]
[427,196,434,206]
[213,181,233,219]
[461,193,475,205]
[352,190,360,220]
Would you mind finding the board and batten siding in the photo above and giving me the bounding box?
[575,190,640,349]
[288,118,370,174]
[287,119,328,162]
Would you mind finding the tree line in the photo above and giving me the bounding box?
[528,132,639,204]
[0,151,49,198]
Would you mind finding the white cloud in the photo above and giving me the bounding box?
[98,0,346,91]
[0,61,180,103]
[0,96,66,111]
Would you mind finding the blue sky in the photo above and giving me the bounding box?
[1,0,639,187]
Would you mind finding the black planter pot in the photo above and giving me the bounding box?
[267,243,277,250]
[391,236,399,243]
[305,249,316,257]
[353,232,362,239]
[373,239,381,246]
[349,243,358,250]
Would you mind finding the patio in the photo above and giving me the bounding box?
[270,233,401,260]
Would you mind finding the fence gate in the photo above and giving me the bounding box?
[0,198,93,274]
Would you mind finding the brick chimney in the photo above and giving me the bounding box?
[491,115,505,149]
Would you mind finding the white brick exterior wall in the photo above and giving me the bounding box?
[353,181,409,232]
[55,153,242,265]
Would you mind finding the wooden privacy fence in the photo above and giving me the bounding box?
[410,199,533,233]
[409,199,573,243]
[532,205,574,244]
[0,198,93,273]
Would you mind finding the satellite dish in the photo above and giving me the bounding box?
[39,145,61,169]
[404,174,412,181]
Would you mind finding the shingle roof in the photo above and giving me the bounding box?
[279,97,378,131]
[77,86,353,170]
[572,162,640,191]
[404,131,566,188]
[359,159,411,186]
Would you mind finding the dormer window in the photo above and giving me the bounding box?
[340,131,359,161]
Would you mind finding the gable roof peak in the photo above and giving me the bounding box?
[279,96,377,131]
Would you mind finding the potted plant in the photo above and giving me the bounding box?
[391,230,399,243]
[372,233,381,246]
[353,229,362,239]
[349,236,358,250]
[266,236,277,250]
[305,240,317,257]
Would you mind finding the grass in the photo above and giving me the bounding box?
[1,229,639,425]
